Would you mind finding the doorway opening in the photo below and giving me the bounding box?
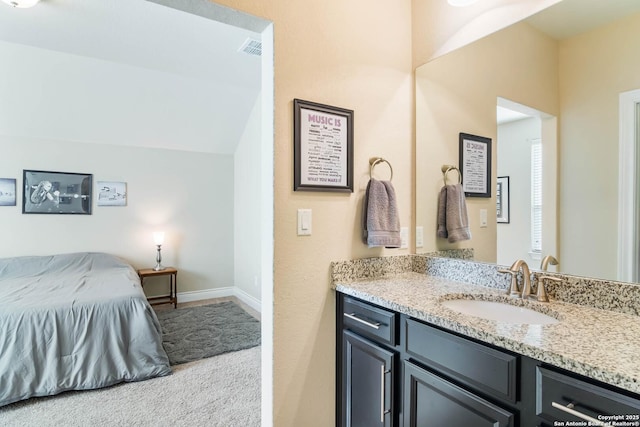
[618,89,640,282]
[496,97,557,270]
[145,1,275,424]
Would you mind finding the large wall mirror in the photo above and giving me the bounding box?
[415,0,640,283]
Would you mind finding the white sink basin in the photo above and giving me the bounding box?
[440,299,559,325]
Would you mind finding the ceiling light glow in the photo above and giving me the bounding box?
[448,0,480,6]
[2,0,41,8]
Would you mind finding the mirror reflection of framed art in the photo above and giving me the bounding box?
[459,132,492,198]
[497,176,510,224]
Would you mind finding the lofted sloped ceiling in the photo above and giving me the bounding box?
[0,0,262,154]
[526,0,640,40]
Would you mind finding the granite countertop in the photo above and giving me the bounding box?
[335,272,640,394]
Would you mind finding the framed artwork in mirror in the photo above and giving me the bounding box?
[459,132,492,198]
[23,170,92,214]
[0,178,16,206]
[293,98,354,192]
[497,176,510,223]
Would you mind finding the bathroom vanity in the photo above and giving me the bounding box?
[333,256,640,427]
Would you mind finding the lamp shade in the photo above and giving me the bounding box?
[153,231,165,246]
[2,0,41,8]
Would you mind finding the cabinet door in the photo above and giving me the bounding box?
[403,361,514,427]
[342,330,395,427]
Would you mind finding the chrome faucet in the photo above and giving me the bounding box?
[540,255,559,271]
[498,259,531,299]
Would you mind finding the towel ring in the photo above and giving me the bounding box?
[369,157,393,181]
[441,164,462,186]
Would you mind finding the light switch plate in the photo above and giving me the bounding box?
[297,209,312,236]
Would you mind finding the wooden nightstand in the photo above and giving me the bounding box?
[138,267,178,309]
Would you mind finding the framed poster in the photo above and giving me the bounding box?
[497,176,510,223]
[459,133,492,198]
[293,99,354,192]
[0,178,16,206]
[23,170,92,214]
[97,181,127,206]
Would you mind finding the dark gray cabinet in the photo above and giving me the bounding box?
[402,318,518,426]
[404,318,518,403]
[536,366,640,424]
[342,330,395,427]
[338,295,399,427]
[403,360,514,427]
[336,292,640,427]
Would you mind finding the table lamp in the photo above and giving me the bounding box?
[153,231,165,271]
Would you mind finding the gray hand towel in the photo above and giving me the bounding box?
[437,186,448,239]
[363,178,401,248]
[445,183,471,243]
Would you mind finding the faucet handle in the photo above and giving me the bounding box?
[530,275,561,303]
[498,269,520,297]
[538,275,562,284]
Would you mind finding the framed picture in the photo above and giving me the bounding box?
[23,170,92,215]
[97,181,127,206]
[497,176,510,223]
[0,178,16,206]
[293,98,354,192]
[459,132,492,198]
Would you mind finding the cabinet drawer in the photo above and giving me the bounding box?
[404,318,518,403]
[536,367,640,424]
[403,360,514,427]
[342,297,396,346]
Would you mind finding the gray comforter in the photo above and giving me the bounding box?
[0,252,171,407]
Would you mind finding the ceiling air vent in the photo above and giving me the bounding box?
[239,38,262,56]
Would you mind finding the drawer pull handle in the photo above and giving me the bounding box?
[551,401,612,426]
[344,312,381,330]
[380,365,391,423]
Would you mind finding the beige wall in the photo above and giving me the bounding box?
[411,0,561,67]
[212,1,414,425]
[558,12,640,279]
[415,22,558,262]
[238,1,639,424]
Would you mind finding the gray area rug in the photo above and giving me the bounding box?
[156,301,261,365]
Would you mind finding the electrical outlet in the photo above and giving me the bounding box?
[416,226,424,248]
[400,227,409,249]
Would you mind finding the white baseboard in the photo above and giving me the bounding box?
[177,286,262,313]
[234,287,262,313]
[177,286,235,302]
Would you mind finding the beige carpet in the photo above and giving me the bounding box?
[0,346,261,427]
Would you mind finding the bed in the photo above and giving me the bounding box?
[0,252,171,407]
